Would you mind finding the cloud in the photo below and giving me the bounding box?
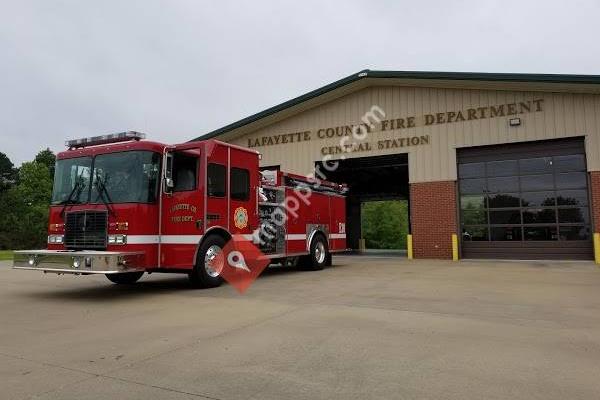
[1,0,599,165]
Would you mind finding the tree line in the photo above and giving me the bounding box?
[0,149,55,250]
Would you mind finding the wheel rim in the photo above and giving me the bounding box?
[204,245,223,277]
[314,241,326,264]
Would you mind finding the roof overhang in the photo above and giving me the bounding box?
[193,70,600,142]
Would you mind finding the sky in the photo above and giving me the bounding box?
[1,0,599,166]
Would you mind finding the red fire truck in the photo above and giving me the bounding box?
[13,131,347,288]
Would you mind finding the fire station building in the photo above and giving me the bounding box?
[195,70,600,260]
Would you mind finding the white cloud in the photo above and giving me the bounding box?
[1,0,599,165]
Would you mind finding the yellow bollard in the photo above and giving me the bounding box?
[452,233,459,262]
[594,233,600,265]
[407,234,413,260]
[358,238,366,253]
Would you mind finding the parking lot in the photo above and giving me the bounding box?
[2,256,600,399]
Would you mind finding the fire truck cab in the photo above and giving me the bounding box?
[13,132,347,287]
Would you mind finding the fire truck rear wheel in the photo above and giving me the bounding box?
[301,234,329,271]
[189,235,225,288]
[105,271,144,284]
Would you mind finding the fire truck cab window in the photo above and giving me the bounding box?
[172,153,198,192]
[51,157,92,204]
[207,163,226,197]
[231,168,250,201]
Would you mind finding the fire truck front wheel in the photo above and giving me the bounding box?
[189,235,225,288]
[105,271,144,284]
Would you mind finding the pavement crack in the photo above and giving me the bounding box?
[0,351,98,378]
[102,304,304,377]
[94,375,224,400]
[3,305,304,400]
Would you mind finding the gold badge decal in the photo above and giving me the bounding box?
[234,207,248,229]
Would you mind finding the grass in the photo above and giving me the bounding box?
[0,250,14,261]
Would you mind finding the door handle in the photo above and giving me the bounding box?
[206,214,220,221]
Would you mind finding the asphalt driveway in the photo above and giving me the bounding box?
[1,256,600,399]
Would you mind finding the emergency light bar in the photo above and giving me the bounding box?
[65,131,146,149]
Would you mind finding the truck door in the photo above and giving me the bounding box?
[228,146,259,239]
[205,142,229,232]
[160,147,204,268]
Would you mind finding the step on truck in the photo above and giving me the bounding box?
[13,131,347,287]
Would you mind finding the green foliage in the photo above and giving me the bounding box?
[0,250,13,261]
[0,154,54,250]
[34,148,56,178]
[361,200,408,249]
[0,152,17,192]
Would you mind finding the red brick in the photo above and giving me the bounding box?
[410,181,457,259]
[590,171,600,233]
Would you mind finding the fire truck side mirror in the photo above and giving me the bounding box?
[163,152,174,193]
[165,177,174,191]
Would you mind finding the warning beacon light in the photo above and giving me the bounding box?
[65,131,146,149]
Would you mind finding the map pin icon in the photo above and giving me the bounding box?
[227,251,250,272]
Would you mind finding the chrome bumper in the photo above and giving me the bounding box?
[13,250,145,275]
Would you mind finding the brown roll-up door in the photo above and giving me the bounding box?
[457,137,593,260]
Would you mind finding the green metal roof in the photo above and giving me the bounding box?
[193,69,600,141]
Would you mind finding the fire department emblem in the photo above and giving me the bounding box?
[233,207,248,229]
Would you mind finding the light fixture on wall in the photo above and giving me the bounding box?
[509,118,521,127]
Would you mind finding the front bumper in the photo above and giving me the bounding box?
[13,250,145,274]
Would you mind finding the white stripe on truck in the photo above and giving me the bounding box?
[123,233,344,246]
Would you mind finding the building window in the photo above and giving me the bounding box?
[231,167,250,201]
[207,163,226,197]
[459,153,590,242]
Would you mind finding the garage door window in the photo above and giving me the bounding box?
[459,153,590,242]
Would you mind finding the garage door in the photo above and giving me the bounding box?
[458,138,593,260]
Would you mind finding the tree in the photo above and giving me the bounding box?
[34,148,56,179]
[0,152,17,192]
[0,161,53,249]
[361,200,408,250]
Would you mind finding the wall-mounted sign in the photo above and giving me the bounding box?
[246,99,544,149]
[320,135,431,156]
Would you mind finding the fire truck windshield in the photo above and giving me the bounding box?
[51,151,161,205]
[51,157,92,205]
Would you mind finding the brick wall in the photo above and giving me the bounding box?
[590,171,600,233]
[410,181,457,259]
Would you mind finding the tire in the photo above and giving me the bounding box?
[105,271,144,284]
[189,235,226,288]
[283,257,299,268]
[300,234,329,271]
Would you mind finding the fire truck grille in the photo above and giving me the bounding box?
[64,210,108,250]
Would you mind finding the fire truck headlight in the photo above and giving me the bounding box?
[47,235,64,244]
[108,234,127,245]
[28,256,36,266]
[72,257,81,269]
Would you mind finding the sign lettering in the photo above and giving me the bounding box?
[246,98,544,149]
